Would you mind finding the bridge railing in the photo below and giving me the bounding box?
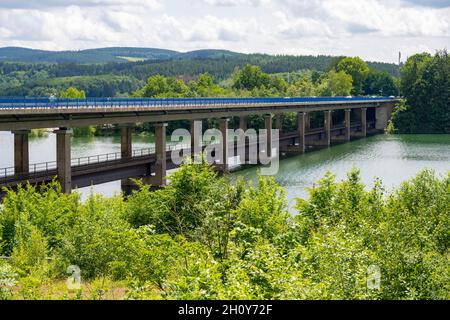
[0,141,216,180]
[0,96,395,110]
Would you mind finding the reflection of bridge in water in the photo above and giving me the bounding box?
[0,97,397,196]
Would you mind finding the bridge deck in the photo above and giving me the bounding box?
[0,97,397,131]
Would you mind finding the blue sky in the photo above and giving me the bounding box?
[0,0,448,63]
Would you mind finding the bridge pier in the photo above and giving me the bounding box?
[309,111,332,147]
[305,112,311,131]
[298,112,307,153]
[238,116,248,165]
[353,108,367,138]
[344,109,351,141]
[54,128,72,194]
[120,125,135,196]
[285,112,306,154]
[263,114,273,158]
[12,130,30,175]
[331,109,352,143]
[216,118,230,173]
[190,120,203,161]
[275,113,283,133]
[144,123,168,187]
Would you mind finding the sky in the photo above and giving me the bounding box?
[0,0,449,63]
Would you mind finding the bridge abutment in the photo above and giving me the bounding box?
[375,104,393,131]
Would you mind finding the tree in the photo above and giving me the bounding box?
[335,57,370,95]
[364,70,398,96]
[317,70,353,96]
[138,75,190,98]
[232,65,271,91]
[391,51,450,133]
[189,73,228,97]
[59,87,86,99]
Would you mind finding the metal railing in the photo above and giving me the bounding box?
[0,96,396,110]
[0,142,211,180]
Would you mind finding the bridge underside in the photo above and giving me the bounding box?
[0,123,379,199]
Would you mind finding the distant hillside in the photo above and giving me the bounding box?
[0,47,245,64]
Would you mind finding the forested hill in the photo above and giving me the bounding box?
[0,47,243,64]
[0,46,398,75]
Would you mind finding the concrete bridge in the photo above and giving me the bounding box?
[0,96,398,195]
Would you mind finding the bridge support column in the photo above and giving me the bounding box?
[149,123,168,187]
[239,116,248,132]
[238,116,248,165]
[361,108,367,137]
[264,114,273,158]
[120,125,134,195]
[305,113,311,131]
[298,112,307,153]
[344,109,351,141]
[54,128,72,194]
[285,112,306,154]
[121,126,133,159]
[12,130,30,175]
[352,108,367,138]
[324,110,332,147]
[275,114,283,133]
[218,118,230,173]
[190,120,203,161]
[332,109,351,143]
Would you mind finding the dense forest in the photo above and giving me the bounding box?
[0,47,399,98]
[0,162,448,300]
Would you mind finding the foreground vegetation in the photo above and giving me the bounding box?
[0,161,448,300]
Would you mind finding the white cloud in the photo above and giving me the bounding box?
[0,0,448,62]
[0,0,161,9]
[203,0,270,7]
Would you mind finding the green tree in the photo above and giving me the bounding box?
[189,73,228,97]
[232,65,271,91]
[59,87,86,99]
[391,51,450,133]
[137,75,190,98]
[364,70,398,96]
[335,57,370,95]
[317,70,353,96]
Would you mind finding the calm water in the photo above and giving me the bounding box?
[0,132,449,206]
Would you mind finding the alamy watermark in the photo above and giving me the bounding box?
[367,264,381,290]
[170,121,280,175]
